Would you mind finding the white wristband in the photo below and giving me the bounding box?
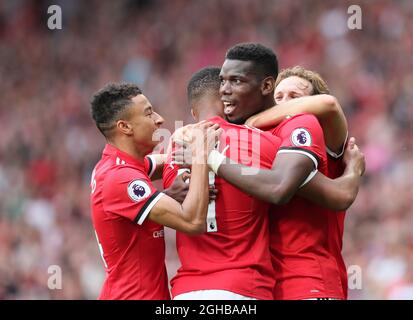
[208,150,226,174]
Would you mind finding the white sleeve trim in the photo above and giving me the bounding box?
[137,192,165,225]
[299,169,318,188]
[277,149,318,169]
[326,131,348,159]
[177,168,191,176]
[146,155,157,178]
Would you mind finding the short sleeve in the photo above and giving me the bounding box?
[276,114,326,170]
[144,155,156,178]
[103,167,164,225]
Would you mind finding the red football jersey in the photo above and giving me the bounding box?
[164,116,280,300]
[90,144,170,300]
[326,139,348,299]
[269,113,344,300]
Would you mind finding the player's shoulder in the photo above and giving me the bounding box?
[102,164,153,203]
[105,163,148,185]
[276,113,322,136]
[280,113,320,127]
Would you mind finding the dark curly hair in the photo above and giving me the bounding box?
[91,83,142,137]
[226,43,278,79]
[187,66,221,105]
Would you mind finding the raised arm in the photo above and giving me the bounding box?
[148,122,221,235]
[246,94,348,154]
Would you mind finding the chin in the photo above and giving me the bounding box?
[227,116,246,125]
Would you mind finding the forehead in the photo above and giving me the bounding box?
[275,76,313,93]
[220,59,256,77]
[131,94,152,111]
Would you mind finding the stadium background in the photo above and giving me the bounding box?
[0,0,412,299]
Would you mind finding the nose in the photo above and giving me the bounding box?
[154,112,164,126]
[219,80,231,96]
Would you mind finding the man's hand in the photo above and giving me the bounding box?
[172,143,193,168]
[164,171,190,204]
[192,122,222,162]
[172,122,222,165]
[344,137,365,176]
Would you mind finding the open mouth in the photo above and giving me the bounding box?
[223,101,236,116]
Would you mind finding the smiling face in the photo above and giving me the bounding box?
[122,94,164,152]
[274,76,314,104]
[219,59,268,124]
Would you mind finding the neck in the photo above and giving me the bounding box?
[196,110,221,122]
[245,98,275,121]
[232,98,276,125]
[107,137,149,162]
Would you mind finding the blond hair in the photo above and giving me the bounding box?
[275,66,330,95]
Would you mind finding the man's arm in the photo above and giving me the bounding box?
[148,122,222,235]
[163,171,190,203]
[146,154,167,180]
[211,152,314,205]
[211,137,365,211]
[148,163,209,235]
[298,172,359,211]
[207,113,326,206]
[298,137,365,211]
[246,95,348,155]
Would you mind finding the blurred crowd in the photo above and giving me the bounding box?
[0,0,412,299]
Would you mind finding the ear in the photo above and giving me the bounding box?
[116,120,133,135]
[261,76,275,96]
[190,108,196,121]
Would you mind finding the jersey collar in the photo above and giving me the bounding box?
[103,144,145,168]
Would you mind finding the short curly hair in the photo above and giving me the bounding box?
[187,66,221,105]
[91,83,142,137]
[226,43,278,79]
